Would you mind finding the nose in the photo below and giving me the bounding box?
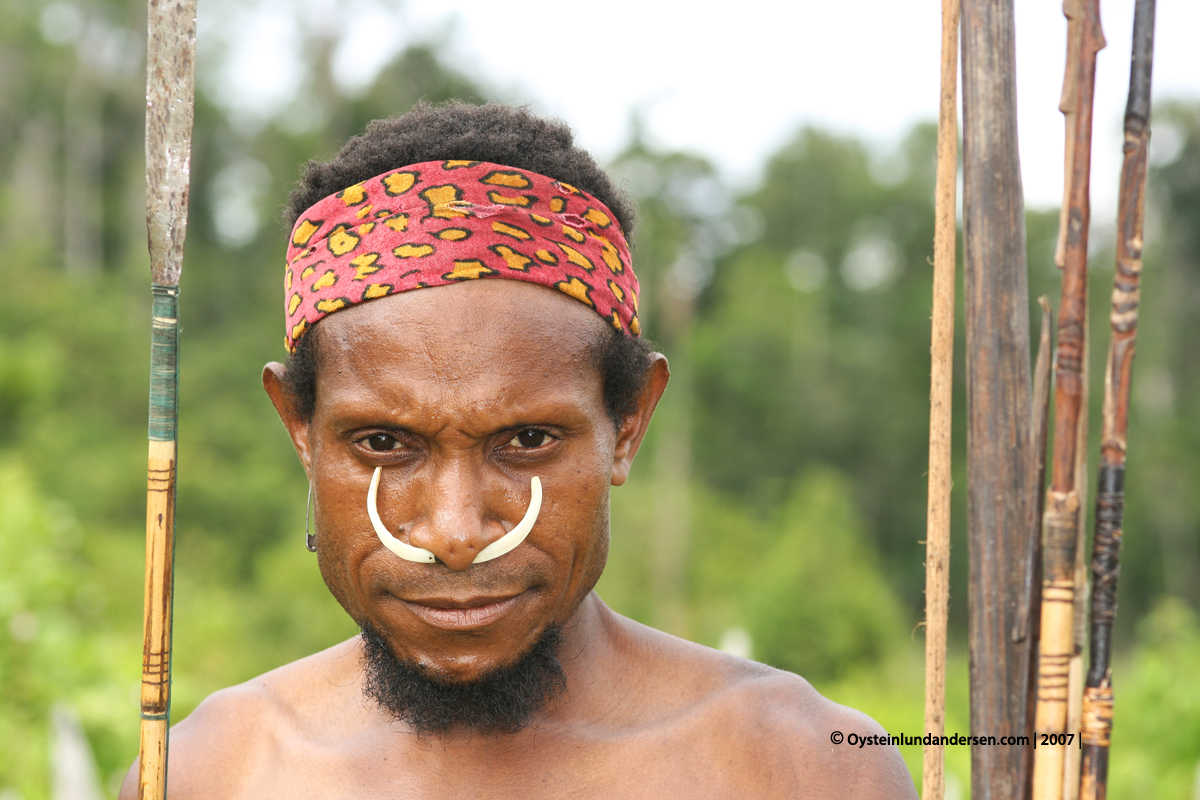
[385,462,514,572]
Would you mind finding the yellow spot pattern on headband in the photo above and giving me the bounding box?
[292,219,320,246]
[443,260,498,281]
[351,253,380,280]
[555,277,594,307]
[493,245,532,271]
[394,244,435,259]
[382,172,417,196]
[328,225,360,256]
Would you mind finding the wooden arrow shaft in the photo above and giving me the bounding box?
[923,1,959,798]
[1080,2,1155,797]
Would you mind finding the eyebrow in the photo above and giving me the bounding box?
[321,394,596,438]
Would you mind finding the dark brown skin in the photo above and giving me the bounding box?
[120,280,916,799]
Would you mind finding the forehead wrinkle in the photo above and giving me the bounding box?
[327,337,598,412]
[315,282,609,419]
[408,308,599,389]
[317,341,603,444]
[376,379,599,443]
[324,280,606,357]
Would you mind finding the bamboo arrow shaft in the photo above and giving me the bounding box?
[1033,2,1105,799]
[140,1,197,798]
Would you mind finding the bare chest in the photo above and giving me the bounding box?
[219,722,790,800]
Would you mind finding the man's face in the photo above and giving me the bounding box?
[266,280,655,685]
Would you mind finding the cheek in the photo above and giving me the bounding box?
[311,460,379,621]
[544,473,611,606]
[578,499,610,592]
[317,549,359,621]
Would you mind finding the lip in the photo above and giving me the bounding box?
[400,591,526,631]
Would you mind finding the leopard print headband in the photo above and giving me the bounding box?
[284,160,640,351]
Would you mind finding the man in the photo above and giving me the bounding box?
[121,101,916,798]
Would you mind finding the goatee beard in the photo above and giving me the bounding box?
[358,621,567,736]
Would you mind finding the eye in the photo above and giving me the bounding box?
[365,433,402,452]
[507,428,551,449]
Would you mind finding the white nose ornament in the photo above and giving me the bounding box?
[366,467,542,565]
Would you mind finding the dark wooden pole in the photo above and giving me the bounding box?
[960,0,1037,797]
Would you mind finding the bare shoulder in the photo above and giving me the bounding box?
[722,667,918,799]
[118,637,362,800]
[613,617,917,798]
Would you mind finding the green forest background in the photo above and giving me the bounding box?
[3,1,1200,797]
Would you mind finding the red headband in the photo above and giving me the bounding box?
[284,160,640,351]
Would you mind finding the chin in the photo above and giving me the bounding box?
[358,620,567,736]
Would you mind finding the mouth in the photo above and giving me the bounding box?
[400,591,527,631]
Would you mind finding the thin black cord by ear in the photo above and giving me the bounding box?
[305,483,317,552]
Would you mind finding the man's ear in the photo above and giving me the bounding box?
[611,354,669,486]
[263,362,313,479]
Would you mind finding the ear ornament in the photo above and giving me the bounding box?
[305,482,317,552]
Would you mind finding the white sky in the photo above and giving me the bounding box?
[202,0,1200,224]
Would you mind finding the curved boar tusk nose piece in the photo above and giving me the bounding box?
[472,476,542,564]
[367,469,542,565]
[368,466,437,563]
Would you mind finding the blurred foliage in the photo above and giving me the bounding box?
[1105,598,1200,798]
[2,0,1199,797]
